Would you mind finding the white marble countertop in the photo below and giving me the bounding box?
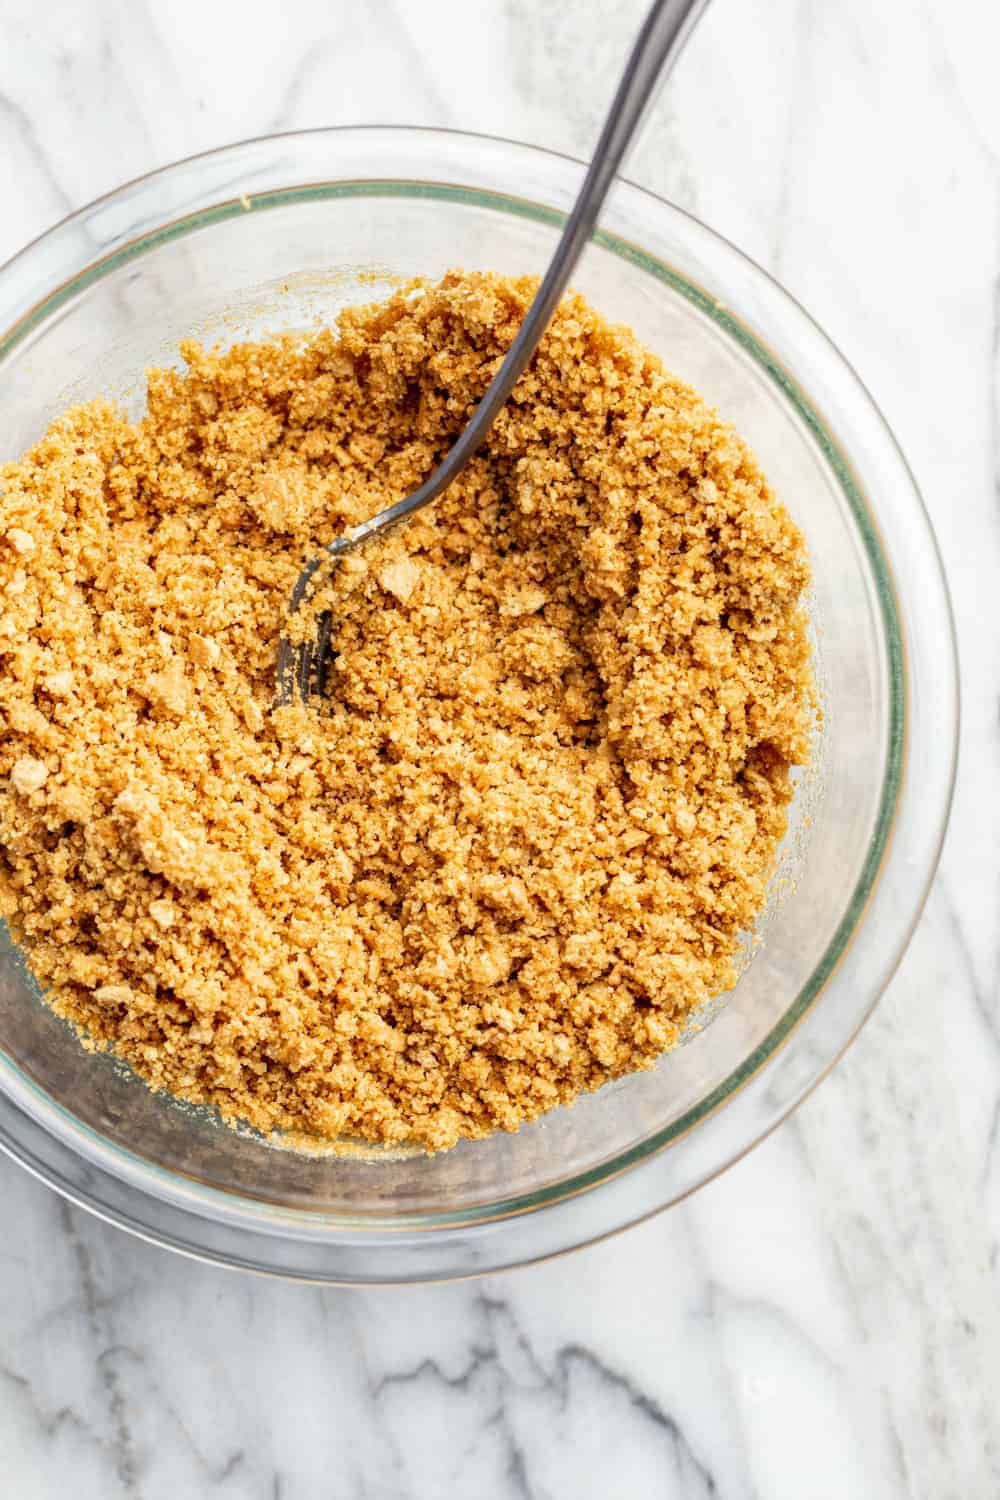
[1,0,997,1494]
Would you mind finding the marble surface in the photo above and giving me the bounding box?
[0,0,998,1494]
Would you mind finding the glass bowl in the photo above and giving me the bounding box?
[0,127,957,1282]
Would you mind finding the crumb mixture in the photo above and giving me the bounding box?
[0,272,812,1151]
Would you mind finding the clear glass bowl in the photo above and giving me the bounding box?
[0,128,957,1281]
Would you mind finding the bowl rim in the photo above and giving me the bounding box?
[0,124,959,1279]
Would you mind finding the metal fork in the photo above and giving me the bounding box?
[276,0,709,705]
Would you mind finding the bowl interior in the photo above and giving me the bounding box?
[0,178,898,1225]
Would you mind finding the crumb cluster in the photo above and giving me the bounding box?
[0,272,812,1151]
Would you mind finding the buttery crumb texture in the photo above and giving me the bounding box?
[0,272,812,1151]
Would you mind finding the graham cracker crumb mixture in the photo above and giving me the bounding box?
[0,272,812,1151]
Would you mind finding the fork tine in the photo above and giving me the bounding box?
[314,611,333,698]
[276,636,297,706]
[297,638,314,703]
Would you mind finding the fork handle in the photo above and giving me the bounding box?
[362,0,711,539]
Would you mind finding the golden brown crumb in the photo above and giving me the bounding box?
[5,527,36,556]
[0,271,812,1151]
[10,757,48,795]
